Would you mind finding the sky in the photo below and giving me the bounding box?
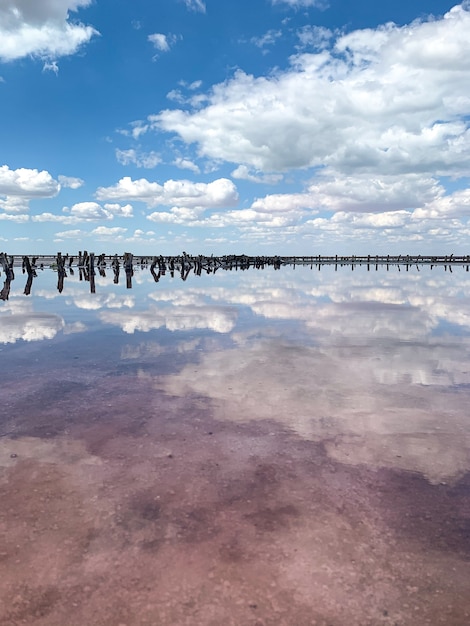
[1,0,470,256]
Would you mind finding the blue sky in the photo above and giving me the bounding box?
[1,0,469,255]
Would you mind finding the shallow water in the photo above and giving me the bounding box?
[1,264,469,625]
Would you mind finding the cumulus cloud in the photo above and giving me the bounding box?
[0,0,98,62]
[67,201,113,221]
[33,200,133,224]
[413,188,470,219]
[294,171,444,213]
[96,176,239,211]
[103,202,133,217]
[90,225,127,237]
[0,212,29,222]
[0,165,60,215]
[0,165,60,198]
[31,212,74,223]
[150,5,470,181]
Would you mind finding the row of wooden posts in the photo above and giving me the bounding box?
[3,251,470,268]
[1,251,470,300]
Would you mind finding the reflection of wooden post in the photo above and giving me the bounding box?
[56,252,67,293]
[124,252,133,289]
[88,253,95,293]
[0,253,13,299]
[0,277,11,300]
[0,252,14,279]
[22,255,33,276]
[112,254,120,284]
[24,274,33,295]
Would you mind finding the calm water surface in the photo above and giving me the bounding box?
[1,264,469,625]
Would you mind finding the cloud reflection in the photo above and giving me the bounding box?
[101,304,237,334]
[159,336,470,483]
[0,312,64,343]
[152,268,470,484]
[2,264,470,483]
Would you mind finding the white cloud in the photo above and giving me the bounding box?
[116,148,161,168]
[96,176,239,210]
[118,120,149,140]
[32,212,75,223]
[148,33,170,52]
[151,5,470,181]
[67,201,112,221]
[231,165,283,184]
[58,175,84,189]
[0,196,30,214]
[302,172,444,213]
[54,228,85,238]
[148,33,179,55]
[250,190,319,213]
[0,0,98,62]
[173,157,200,174]
[272,0,326,5]
[43,60,58,74]
[251,29,282,50]
[103,203,134,217]
[90,226,127,237]
[0,212,29,222]
[412,188,470,219]
[183,0,206,13]
[146,204,302,228]
[32,201,133,224]
[187,79,202,90]
[0,165,60,197]
[0,165,60,216]
[296,25,332,50]
[330,210,412,229]
[166,89,185,103]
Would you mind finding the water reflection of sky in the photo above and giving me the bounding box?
[2,264,470,483]
[0,267,470,623]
